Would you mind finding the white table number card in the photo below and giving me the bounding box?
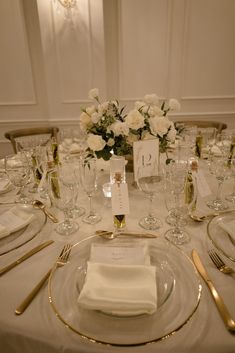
[133,139,159,181]
[111,183,130,216]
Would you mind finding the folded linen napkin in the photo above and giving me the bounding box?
[218,219,235,237]
[0,206,35,239]
[77,261,157,316]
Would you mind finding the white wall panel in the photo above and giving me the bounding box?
[0,0,35,105]
[118,0,171,100]
[181,0,235,99]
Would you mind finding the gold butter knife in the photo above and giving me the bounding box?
[0,240,54,276]
[192,249,235,332]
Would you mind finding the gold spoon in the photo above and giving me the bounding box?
[189,213,218,222]
[95,230,158,240]
[32,200,59,223]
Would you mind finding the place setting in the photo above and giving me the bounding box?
[48,234,201,346]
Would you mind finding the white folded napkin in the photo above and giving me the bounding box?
[0,206,35,239]
[77,261,157,316]
[218,219,235,237]
[77,241,157,316]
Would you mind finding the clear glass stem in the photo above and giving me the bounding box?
[63,209,72,227]
[215,179,224,201]
[148,195,154,218]
[88,195,95,216]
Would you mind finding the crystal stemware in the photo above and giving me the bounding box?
[5,153,31,204]
[136,166,163,230]
[48,170,79,236]
[207,155,231,211]
[164,160,190,245]
[79,156,101,224]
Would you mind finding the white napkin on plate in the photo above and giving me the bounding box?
[77,242,157,316]
[77,261,157,316]
[0,206,35,239]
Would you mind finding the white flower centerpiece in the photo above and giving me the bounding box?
[80,89,180,163]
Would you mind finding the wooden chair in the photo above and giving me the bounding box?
[174,120,227,134]
[4,127,59,153]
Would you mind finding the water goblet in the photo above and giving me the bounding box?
[136,166,163,230]
[48,170,79,236]
[79,156,101,224]
[5,153,31,204]
[164,160,190,245]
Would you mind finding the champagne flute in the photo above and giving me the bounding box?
[164,160,190,245]
[136,166,163,230]
[79,156,101,224]
[48,170,79,236]
[5,153,30,204]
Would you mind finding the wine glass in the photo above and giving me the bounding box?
[164,160,190,245]
[59,160,85,218]
[48,170,79,236]
[136,165,163,230]
[79,156,101,224]
[207,155,231,211]
[5,153,31,204]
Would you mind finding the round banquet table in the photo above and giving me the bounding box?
[0,158,234,353]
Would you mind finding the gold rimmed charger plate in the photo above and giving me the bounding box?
[207,211,235,263]
[48,236,201,346]
[0,205,47,256]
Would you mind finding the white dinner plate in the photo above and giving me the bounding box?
[0,205,47,255]
[48,236,201,346]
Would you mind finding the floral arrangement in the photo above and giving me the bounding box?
[79,88,180,160]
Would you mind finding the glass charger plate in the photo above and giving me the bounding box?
[48,236,201,346]
[207,211,235,263]
[0,205,47,255]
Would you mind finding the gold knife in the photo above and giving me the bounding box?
[0,240,54,276]
[192,249,235,332]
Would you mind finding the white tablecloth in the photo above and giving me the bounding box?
[0,159,235,353]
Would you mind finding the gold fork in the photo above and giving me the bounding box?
[208,250,234,275]
[15,243,72,315]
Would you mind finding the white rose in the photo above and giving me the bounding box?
[88,88,99,100]
[86,105,96,115]
[149,116,171,137]
[109,121,129,137]
[148,106,164,117]
[79,112,92,131]
[134,101,146,110]
[87,134,106,151]
[125,109,145,130]
[107,138,115,146]
[91,112,101,124]
[169,98,181,111]
[144,94,159,105]
[98,101,109,114]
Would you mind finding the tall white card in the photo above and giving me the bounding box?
[111,183,130,216]
[133,139,159,181]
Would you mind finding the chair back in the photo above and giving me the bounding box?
[4,127,59,153]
